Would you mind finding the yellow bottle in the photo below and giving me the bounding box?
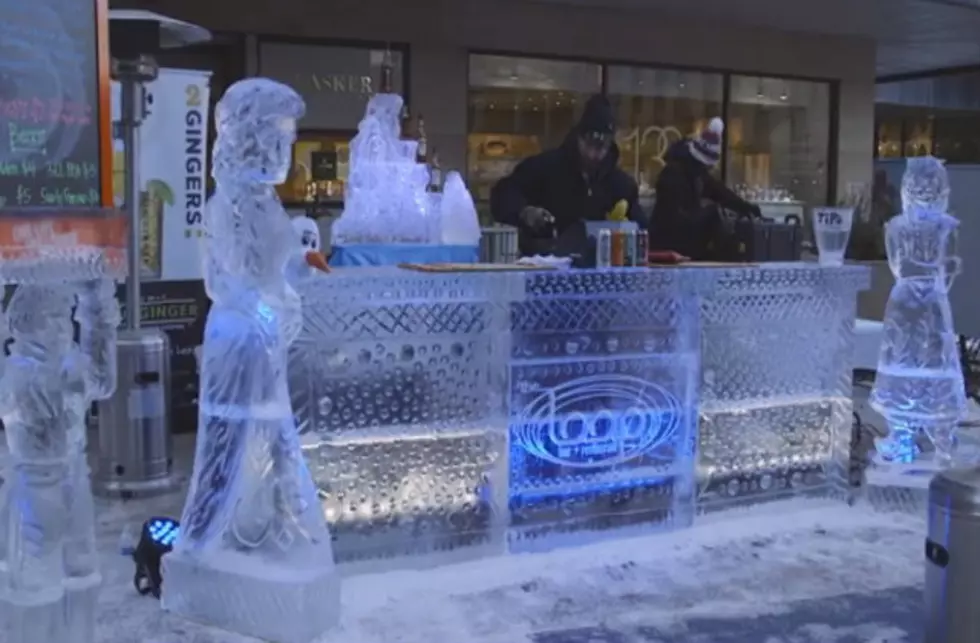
[607,199,628,222]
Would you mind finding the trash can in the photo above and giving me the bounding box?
[93,327,177,498]
[926,467,980,643]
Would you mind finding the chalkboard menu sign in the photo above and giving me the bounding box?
[0,0,109,210]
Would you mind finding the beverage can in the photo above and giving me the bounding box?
[636,230,649,267]
[596,229,612,268]
[623,229,637,267]
[610,230,625,267]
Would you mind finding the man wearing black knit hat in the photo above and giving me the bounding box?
[490,94,643,257]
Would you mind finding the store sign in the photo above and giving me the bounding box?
[258,42,404,131]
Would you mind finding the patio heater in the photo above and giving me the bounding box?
[93,11,211,498]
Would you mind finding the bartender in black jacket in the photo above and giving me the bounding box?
[649,117,760,255]
[490,94,644,257]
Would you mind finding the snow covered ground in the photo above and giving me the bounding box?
[95,498,925,643]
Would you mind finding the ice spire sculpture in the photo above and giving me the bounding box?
[161,78,340,643]
[870,156,967,471]
[332,92,438,244]
[0,281,119,643]
[440,170,482,246]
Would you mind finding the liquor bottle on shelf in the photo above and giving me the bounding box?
[427,148,443,193]
[415,114,428,164]
[380,47,394,94]
[400,103,412,140]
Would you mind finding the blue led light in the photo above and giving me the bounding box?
[146,517,180,548]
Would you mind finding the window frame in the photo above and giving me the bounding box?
[466,50,839,206]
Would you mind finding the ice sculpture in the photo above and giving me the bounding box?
[331,94,481,247]
[285,215,328,285]
[440,171,482,246]
[870,156,967,470]
[0,280,119,643]
[161,78,340,643]
[292,263,868,563]
[332,92,431,244]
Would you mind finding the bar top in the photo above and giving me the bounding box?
[299,262,871,303]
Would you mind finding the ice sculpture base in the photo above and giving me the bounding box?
[64,574,100,643]
[161,549,340,643]
[0,595,64,643]
[859,458,935,514]
[859,457,939,516]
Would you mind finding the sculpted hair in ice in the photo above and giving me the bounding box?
[203,79,306,299]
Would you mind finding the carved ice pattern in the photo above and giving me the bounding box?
[293,265,868,563]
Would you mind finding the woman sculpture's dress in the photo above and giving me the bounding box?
[160,78,339,643]
[870,156,967,469]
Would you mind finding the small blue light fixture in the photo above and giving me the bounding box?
[133,516,179,598]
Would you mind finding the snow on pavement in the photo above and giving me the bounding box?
[107,500,925,643]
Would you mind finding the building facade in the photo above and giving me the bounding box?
[124,0,876,212]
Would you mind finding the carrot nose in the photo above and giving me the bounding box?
[305,250,330,272]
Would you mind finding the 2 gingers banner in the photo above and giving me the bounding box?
[111,68,212,281]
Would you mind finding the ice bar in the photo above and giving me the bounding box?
[291,263,869,567]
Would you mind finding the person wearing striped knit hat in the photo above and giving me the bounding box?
[649,117,760,255]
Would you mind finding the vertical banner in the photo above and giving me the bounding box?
[111,68,211,280]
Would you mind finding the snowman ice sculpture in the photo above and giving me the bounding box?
[161,78,339,643]
[0,281,119,643]
[285,215,329,285]
[870,156,967,470]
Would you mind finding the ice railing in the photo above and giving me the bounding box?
[292,264,870,565]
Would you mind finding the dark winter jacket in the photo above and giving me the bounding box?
[489,133,644,257]
[649,139,757,252]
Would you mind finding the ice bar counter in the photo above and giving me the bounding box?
[289,263,870,567]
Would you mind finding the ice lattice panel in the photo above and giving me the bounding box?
[293,271,514,567]
[697,265,869,513]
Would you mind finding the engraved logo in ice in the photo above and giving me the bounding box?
[514,374,681,468]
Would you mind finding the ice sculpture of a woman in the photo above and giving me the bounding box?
[870,156,967,470]
[0,281,119,643]
[161,78,339,643]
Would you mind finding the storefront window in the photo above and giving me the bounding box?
[726,76,831,207]
[278,133,351,203]
[875,106,904,159]
[876,73,980,164]
[606,66,723,199]
[467,54,602,203]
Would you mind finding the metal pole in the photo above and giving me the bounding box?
[119,75,143,330]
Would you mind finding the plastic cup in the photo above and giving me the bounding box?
[811,207,854,267]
